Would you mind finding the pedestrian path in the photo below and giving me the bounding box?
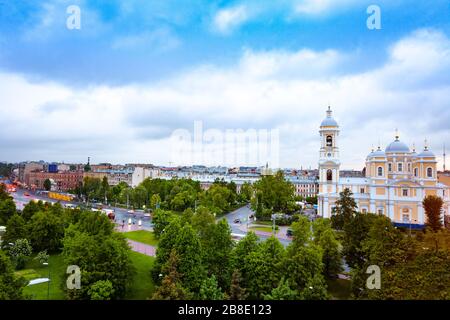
[127,239,156,257]
[114,223,156,257]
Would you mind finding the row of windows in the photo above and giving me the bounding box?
[377,166,433,178]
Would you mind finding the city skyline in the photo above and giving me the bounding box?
[1,1,450,169]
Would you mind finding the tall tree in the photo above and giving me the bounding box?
[244,236,285,299]
[2,213,27,244]
[331,188,358,230]
[153,249,190,300]
[28,211,65,253]
[264,277,298,300]
[0,197,16,226]
[228,270,248,300]
[199,275,224,300]
[423,195,444,232]
[43,178,52,191]
[0,250,28,300]
[202,219,233,289]
[173,224,206,294]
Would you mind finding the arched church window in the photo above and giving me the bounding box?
[326,135,333,147]
[327,169,333,182]
[427,167,433,178]
[377,167,383,177]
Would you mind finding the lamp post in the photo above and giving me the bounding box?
[43,262,50,300]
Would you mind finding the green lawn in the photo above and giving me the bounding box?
[326,278,352,300]
[126,251,156,300]
[20,254,66,300]
[124,230,159,246]
[249,225,279,233]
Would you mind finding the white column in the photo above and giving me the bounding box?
[323,199,329,218]
[370,200,376,213]
[418,202,424,225]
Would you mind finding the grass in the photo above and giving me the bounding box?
[126,251,156,300]
[124,230,159,246]
[249,225,279,233]
[20,254,66,300]
[326,278,352,300]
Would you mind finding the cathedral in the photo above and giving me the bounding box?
[317,107,449,226]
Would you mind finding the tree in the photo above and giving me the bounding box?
[229,270,248,300]
[173,224,206,294]
[9,238,33,270]
[331,188,358,230]
[290,216,312,248]
[244,237,285,299]
[285,245,326,296]
[202,219,234,289]
[28,211,64,253]
[264,278,298,300]
[313,219,342,278]
[342,213,377,270]
[251,171,297,216]
[238,182,253,203]
[88,280,115,300]
[0,250,28,300]
[191,206,215,240]
[318,229,342,278]
[62,212,134,300]
[2,214,27,244]
[132,185,148,209]
[150,194,162,210]
[43,178,52,191]
[0,198,17,226]
[423,195,444,232]
[199,275,224,300]
[21,200,45,221]
[153,249,190,300]
[231,231,259,289]
[299,274,329,300]
[152,209,172,238]
[34,250,49,265]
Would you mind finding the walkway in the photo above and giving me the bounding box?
[115,223,156,257]
[127,239,156,257]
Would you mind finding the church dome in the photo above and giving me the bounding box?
[368,146,386,158]
[418,144,435,157]
[385,136,410,153]
[320,106,338,127]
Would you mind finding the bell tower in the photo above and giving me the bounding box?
[318,106,340,218]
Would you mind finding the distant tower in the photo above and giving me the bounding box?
[318,106,340,218]
[84,157,92,172]
[444,143,447,172]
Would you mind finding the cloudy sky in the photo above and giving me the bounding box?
[1,0,450,169]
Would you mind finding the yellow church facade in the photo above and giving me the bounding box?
[317,107,450,226]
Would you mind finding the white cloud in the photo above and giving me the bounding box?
[1,29,450,169]
[212,5,249,35]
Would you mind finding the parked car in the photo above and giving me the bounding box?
[233,219,241,224]
[286,229,294,237]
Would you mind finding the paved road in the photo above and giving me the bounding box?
[11,189,294,246]
[11,189,154,229]
[221,205,292,246]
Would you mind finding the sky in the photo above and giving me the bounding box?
[1,0,450,169]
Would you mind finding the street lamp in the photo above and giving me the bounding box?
[43,262,50,300]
